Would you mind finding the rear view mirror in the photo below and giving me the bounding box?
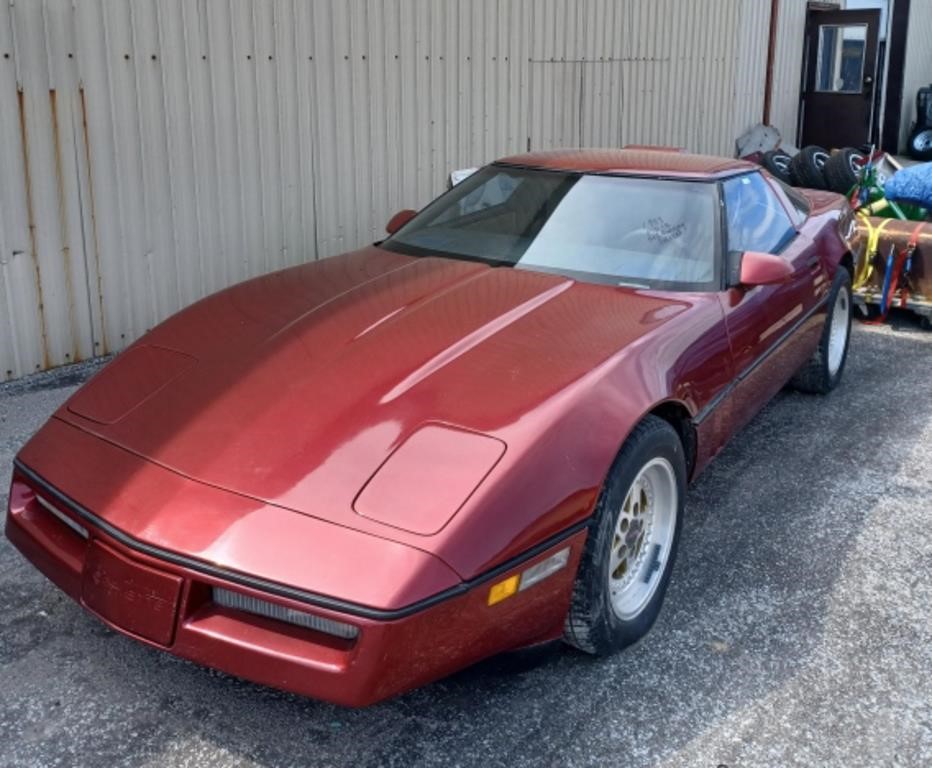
[385,209,417,235]
[733,250,794,287]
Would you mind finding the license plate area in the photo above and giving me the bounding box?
[82,541,182,647]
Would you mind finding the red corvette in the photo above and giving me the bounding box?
[6,149,855,706]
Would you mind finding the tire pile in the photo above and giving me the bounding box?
[758,145,866,195]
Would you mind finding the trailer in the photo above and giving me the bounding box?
[852,216,932,328]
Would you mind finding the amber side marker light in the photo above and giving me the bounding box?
[487,547,570,606]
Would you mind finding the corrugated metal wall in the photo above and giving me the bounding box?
[769,0,809,145]
[526,0,773,153]
[900,0,932,151]
[0,0,810,381]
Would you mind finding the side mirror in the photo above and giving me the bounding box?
[385,209,417,236]
[733,250,794,287]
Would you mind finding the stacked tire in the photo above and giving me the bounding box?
[822,148,867,194]
[760,144,866,195]
[761,149,793,184]
[789,146,830,189]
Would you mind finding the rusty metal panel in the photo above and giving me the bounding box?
[0,1,41,379]
[1,0,96,378]
[0,0,812,381]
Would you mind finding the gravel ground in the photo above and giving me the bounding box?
[1,318,930,768]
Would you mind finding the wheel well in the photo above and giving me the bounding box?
[840,251,854,277]
[649,402,697,480]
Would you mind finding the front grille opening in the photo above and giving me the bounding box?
[36,495,89,540]
[212,587,359,640]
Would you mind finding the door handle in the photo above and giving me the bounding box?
[806,256,821,273]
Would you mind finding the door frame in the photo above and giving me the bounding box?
[797,0,910,151]
[880,0,910,153]
[798,6,881,148]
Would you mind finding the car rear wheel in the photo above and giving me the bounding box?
[790,268,853,394]
[563,416,686,655]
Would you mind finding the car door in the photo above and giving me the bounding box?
[714,172,826,443]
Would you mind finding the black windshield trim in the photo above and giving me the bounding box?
[381,240,514,269]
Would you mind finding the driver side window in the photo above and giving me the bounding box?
[723,173,797,254]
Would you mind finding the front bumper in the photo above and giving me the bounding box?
[6,467,584,706]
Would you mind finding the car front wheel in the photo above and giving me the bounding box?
[564,416,686,655]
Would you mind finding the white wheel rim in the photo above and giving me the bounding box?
[608,457,677,621]
[827,284,850,376]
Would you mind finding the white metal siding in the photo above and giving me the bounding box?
[0,0,810,381]
[769,0,809,146]
[900,0,932,151]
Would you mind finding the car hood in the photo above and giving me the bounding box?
[56,247,686,535]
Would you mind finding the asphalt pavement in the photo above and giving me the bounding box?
[1,317,930,768]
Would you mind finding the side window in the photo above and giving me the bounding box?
[767,177,809,227]
[723,173,797,254]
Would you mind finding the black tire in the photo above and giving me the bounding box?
[761,149,793,184]
[563,416,686,655]
[908,128,932,161]
[789,145,830,189]
[822,147,866,195]
[790,268,853,394]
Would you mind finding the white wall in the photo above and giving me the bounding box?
[900,0,932,150]
[769,0,810,145]
[845,0,889,36]
[0,0,809,381]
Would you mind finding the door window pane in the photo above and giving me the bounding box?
[723,174,797,254]
[816,24,867,93]
[767,177,809,227]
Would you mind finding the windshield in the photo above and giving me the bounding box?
[383,165,721,291]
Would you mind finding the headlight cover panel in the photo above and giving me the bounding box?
[353,424,506,536]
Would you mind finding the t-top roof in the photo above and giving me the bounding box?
[495,148,756,179]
